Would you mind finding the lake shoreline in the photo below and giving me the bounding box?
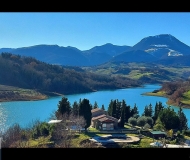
[1,84,190,130]
[142,92,190,109]
[0,84,143,102]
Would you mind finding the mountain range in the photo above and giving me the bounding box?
[1,34,190,66]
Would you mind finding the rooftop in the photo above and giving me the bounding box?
[151,131,166,135]
[92,114,107,120]
[48,120,62,124]
[91,108,104,113]
[98,117,115,123]
[92,114,118,122]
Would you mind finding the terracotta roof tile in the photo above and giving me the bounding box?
[91,108,103,113]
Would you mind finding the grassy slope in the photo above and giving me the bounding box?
[83,63,189,83]
[0,84,48,102]
[181,91,190,105]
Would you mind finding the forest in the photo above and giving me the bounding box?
[0,53,141,96]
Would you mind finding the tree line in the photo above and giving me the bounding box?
[56,97,188,131]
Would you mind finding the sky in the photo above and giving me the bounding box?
[0,12,190,51]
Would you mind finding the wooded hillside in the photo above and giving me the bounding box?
[0,53,141,95]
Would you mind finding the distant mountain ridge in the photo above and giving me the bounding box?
[1,34,190,66]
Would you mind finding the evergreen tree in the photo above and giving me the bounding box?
[108,99,117,118]
[125,104,131,123]
[153,101,164,123]
[107,100,113,116]
[118,100,126,128]
[142,105,149,116]
[116,99,121,119]
[72,101,79,116]
[56,97,71,118]
[112,100,117,118]
[79,98,92,130]
[93,101,98,109]
[143,103,153,117]
[159,106,180,130]
[130,103,139,118]
[153,117,165,131]
[101,104,105,110]
[178,106,188,130]
[148,103,153,117]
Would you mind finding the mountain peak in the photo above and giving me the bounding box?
[145,34,174,40]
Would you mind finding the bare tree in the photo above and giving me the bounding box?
[68,113,86,133]
[50,113,74,148]
[1,123,22,148]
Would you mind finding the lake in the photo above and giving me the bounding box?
[0,84,190,132]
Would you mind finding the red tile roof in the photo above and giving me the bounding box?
[92,114,107,120]
[91,108,104,113]
[98,117,115,123]
[91,114,118,122]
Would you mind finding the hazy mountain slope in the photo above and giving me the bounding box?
[83,43,131,57]
[1,34,190,66]
[111,50,157,63]
[6,45,89,66]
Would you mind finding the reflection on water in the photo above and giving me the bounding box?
[0,105,8,133]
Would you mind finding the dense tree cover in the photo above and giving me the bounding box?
[142,103,153,117]
[0,53,140,95]
[55,97,92,130]
[107,99,188,130]
[178,106,188,130]
[56,97,71,118]
[159,106,180,130]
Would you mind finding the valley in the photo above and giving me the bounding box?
[1,33,190,105]
[83,62,190,84]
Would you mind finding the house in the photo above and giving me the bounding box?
[91,108,119,130]
[91,114,118,130]
[150,131,166,139]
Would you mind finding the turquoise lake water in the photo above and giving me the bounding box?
[0,84,190,132]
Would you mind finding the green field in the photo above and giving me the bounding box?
[181,90,190,105]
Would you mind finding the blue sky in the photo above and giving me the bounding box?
[0,12,190,51]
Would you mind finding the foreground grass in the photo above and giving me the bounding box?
[138,136,154,148]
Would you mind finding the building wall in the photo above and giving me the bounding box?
[102,123,114,130]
